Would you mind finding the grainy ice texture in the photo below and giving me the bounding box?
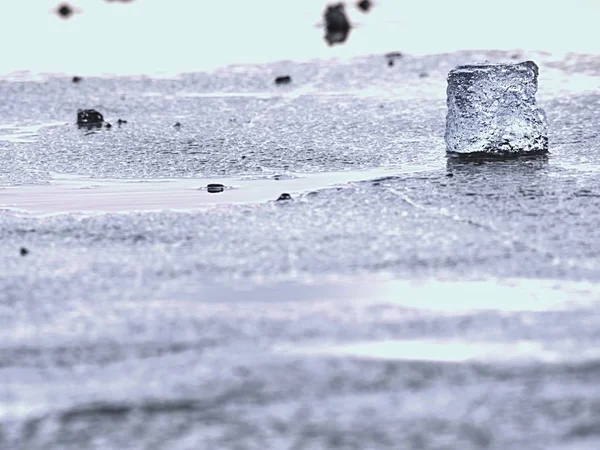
[2,50,600,450]
[445,61,548,156]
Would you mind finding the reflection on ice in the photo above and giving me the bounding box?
[294,339,556,363]
[0,122,64,143]
[0,166,431,215]
[358,278,598,313]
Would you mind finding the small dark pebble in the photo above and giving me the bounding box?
[324,3,351,45]
[275,75,292,85]
[357,0,371,12]
[419,72,429,78]
[117,119,128,125]
[173,122,181,128]
[446,173,454,177]
[277,193,293,201]
[57,4,73,18]
[77,109,104,128]
[325,4,351,32]
[207,183,225,193]
[385,51,403,59]
[20,247,29,256]
[385,52,403,67]
[72,76,82,83]
[105,123,112,129]
[241,155,247,159]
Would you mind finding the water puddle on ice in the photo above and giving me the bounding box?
[270,276,600,364]
[0,122,64,143]
[287,338,600,365]
[294,340,558,363]
[353,278,600,312]
[0,165,435,216]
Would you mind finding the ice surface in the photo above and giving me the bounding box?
[3,51,600,450]
[445,61,548,156]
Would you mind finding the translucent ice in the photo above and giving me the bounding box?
[445,61,548,156]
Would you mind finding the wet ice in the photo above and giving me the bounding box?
[445,61,548,156]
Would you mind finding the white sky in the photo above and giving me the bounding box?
[1,0,599,75]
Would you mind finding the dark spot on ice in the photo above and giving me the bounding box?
[385,51,403,59]
[207,184,225,193]
[324,4,351,46]
[77,109,104,128]
[564,422,600,440]
[241,155,247,159]
[275,75,292,85]
[117,119,128,126]
[72,76,82,83]
[61,403,132,422]
[20,247,29,256]
[57,4,74,18]
[105,123,112,129]
[357,0,371,12]
[234,366,251,377]
[419,72,429,78]
[60,399,203,423]
[385,51,403,67]
[574,189,600,198]
[446,173,454,177]
[173,122,181,128]
[277,193,293,201]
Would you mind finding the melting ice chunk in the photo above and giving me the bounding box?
[445,61,548,156]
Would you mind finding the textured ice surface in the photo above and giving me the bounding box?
[445,61,548,156]
[2,51,600,450]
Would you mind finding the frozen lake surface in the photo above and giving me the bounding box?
[2,19,600,449]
